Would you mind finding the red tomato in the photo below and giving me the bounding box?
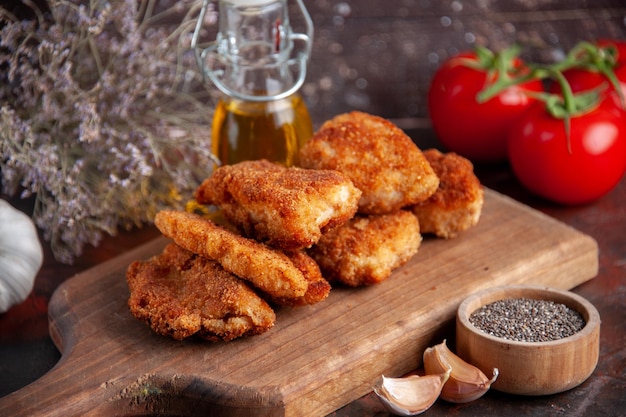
[596,39,626,65]
[428,52,544,163]
[507,96,626,205]
[559,66,626,96]
[554,40,626,103]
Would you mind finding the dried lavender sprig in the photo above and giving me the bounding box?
[0,0,218,263]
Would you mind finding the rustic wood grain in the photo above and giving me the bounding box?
[0,189,598,417]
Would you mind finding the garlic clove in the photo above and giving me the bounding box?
[423,339,498,403]
[0,200,44,313]
[373,370,451,416]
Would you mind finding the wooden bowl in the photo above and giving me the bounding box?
[456,285,600,396]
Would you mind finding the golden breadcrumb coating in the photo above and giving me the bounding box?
[154,210,309,299]
[195,159,362,250]
[410,149,484,238]
[298,111,439,214]
[126,243,276,342]
[308,210,422,287]
[268,250,331,307]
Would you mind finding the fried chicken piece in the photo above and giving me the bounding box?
[194,159,361,251]
[155,210,330,304]
[126,243,275,342]
[308,210,422,287]
[268,250,331,307]
[298,111,440,214]
[410,149,484,239]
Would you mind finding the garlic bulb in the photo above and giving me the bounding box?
[0,200,44,313]
[374,370,450,416]
[423,339,498,403]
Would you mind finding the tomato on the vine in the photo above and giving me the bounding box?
[558,66,626,97]
[428,48,544,163]
[596,39,626,65]
[552,40,626,103]
[507,94,626,205]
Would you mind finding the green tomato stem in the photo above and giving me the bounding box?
[455,41,624,157]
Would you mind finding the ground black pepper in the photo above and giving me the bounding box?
[469,298,586,342]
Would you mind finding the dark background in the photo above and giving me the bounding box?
[1,1,625,416]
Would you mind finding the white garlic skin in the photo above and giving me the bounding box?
[374,370,450,416]
[423,339,498,403]
[0,200,44,313]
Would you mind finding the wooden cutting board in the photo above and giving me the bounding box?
[0,189,598,417]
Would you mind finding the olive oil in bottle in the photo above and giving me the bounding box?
[212,94,312,167]
[192,0,314,167]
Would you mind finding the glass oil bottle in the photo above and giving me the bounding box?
[192,0,314,167]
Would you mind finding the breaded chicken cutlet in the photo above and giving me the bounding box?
[270,250,331,307]
[298,111,440,214]
[126,243,275,342]
[195,159,362,251]
[154,210,330,305]
[308,210,422,287]
[410,149,484,239]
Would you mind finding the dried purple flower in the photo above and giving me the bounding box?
[0,0,218,263]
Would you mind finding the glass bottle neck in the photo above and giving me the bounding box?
[192,0,313,102]
[217,0,291,63]
[217,0,294,99]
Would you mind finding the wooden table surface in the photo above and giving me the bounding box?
[1,1,625,416]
